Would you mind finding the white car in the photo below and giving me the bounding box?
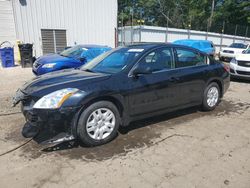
[219,43,249,62]
[230,48,250,79]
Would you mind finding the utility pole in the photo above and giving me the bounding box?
[244,26,248,42]
[130,7,134,44]
[139,8,143,43]
[220,21,225,51]
[188,17,191,39]
[208,0,215,32]
[206,20,209,40]
[165,11,169,42]
[121,10,124,45]
[233,25,238,43]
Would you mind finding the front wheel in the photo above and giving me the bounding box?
[202,82,220,111]
[77,101,120,146]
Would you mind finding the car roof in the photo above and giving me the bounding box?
[125,43,166,49]
[126,42,187,50]
[78,44,111,49]
[122,42,208,55]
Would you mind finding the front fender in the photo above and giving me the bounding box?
[62,91,128,137]
[61,90,127,114]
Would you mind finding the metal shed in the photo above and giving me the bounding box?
[0,0,117,57]
[0,0,16,49]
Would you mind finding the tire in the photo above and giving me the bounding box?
[202,82,220,111]
[77,101,120,146]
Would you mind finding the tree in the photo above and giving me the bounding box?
[118,0,250,34]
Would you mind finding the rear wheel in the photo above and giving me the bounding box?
[202,82,220,111]
[77,101,120,146]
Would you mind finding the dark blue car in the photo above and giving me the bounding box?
[32,45,111,75]
[173,39,215,57]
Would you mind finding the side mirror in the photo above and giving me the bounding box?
[132,64,152,76]
[242,50,246,54]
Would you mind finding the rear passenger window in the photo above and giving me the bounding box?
[139,48,173,72]
[175,48,207,68]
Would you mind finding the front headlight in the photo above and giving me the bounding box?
[33,88,79,109]
[230,58,237,64]
[42,63,56,68]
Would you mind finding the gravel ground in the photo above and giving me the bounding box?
[0,66,250,188]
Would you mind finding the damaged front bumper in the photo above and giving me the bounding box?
[22,100,82,144]
[21,105,81,144]
[13,89,81,144]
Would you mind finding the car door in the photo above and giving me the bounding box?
[173,47,209,106]
[128,47,182,116]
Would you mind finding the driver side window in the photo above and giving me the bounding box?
[139,48,173,72]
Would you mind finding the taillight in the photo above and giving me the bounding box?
[223,63,230,72]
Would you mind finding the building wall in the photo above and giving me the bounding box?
[12,0,117,56]
[0,0,17,55]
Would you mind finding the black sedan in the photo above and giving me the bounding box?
[13,43,230,146]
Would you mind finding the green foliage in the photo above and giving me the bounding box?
[118,0,250,33]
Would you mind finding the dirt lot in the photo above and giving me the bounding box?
[0,66,250,188]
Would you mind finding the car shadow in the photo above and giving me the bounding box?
[118,106,199,134]
[19,99,248,160]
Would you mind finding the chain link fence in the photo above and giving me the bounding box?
[211,22,249,38]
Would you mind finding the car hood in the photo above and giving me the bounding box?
[36,54,79,64]
[221,47,245,53]
[235,54,250,61]
[21,69,110,96]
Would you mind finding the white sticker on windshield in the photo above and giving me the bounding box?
[128,49,144,52]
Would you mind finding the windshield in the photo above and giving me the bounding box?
[229,43,247,49]
[81,48,143,74]
[60,45,87,59]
